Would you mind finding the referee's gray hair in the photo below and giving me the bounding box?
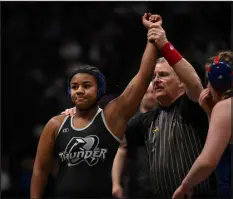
[156,57,176,75]
[156,57,167,64]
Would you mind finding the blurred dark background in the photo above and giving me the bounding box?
[1,1,232,198]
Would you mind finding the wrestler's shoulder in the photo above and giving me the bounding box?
[48,114,68,127]
[212,98,231,117]
[214,98,231,110]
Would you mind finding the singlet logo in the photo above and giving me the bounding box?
[59,135,108,167]
[62,128,69,133]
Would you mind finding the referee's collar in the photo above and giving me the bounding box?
[158,94,183,111]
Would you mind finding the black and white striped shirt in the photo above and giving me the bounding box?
[127,94,216,198]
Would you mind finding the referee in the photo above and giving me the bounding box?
[126,17,217,198]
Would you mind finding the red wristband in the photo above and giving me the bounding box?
[160,42,183,66]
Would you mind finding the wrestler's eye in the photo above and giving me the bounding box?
[71,85,78,90]
[83,83,92,89]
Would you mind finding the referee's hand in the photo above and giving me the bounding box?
[61,107,76,116]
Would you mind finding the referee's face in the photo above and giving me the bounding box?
[153,61,182,102]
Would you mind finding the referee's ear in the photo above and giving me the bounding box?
[178,80,185,90]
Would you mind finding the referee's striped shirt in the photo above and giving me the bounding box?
[128,94,216,198]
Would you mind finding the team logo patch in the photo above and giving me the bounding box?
[59,135,108,167]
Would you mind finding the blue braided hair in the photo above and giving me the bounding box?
[67,65,106,101]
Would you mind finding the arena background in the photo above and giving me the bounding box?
[1,1,232,198]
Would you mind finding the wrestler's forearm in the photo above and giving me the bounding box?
[112,147,127,186]
[181,156,216,191]
[113,41,157,124]
[138,41,158,81]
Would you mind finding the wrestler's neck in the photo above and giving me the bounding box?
[75,105,99,119]
[158,90,185,108]
[214,93,226,103]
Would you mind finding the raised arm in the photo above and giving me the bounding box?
[104,13,160,139]
[172,99,231,199]
[148,23,203,102]
[31,115,63,199]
